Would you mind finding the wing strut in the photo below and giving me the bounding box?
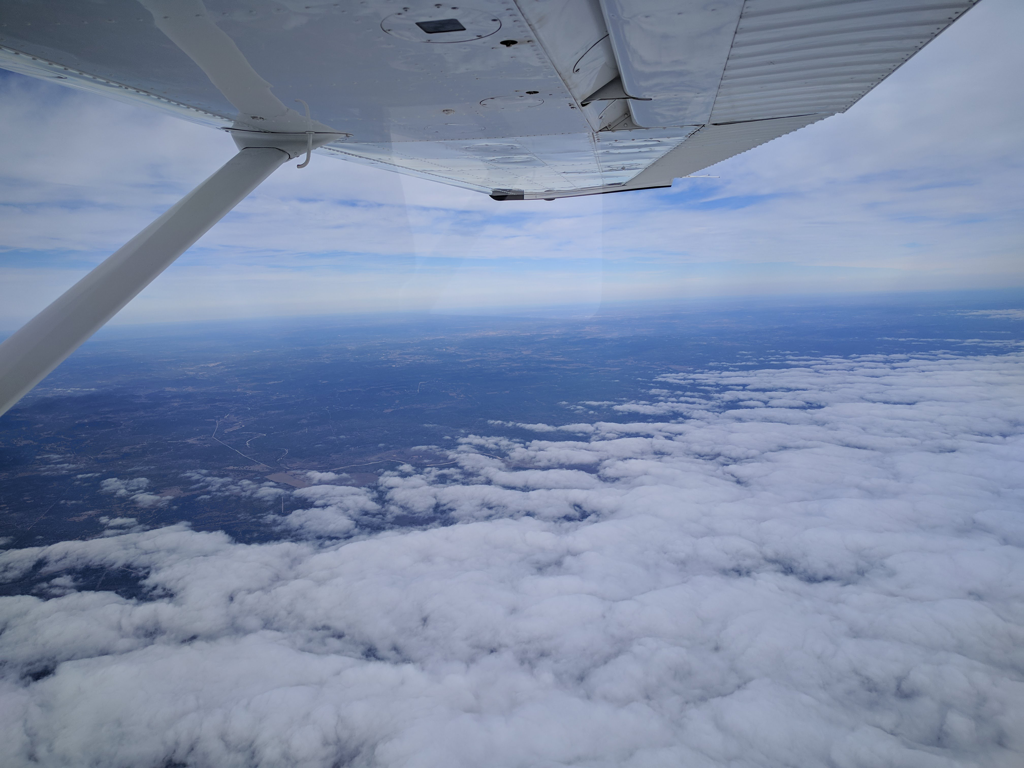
[0,145,289,417]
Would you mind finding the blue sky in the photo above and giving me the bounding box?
[0,0,1022,330]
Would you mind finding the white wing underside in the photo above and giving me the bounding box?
[0,0,979,199]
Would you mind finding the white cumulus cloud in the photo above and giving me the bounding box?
[1,350,1023,767]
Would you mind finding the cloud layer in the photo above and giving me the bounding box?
[2,348,1023,767]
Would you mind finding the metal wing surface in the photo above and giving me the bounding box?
[0,0,981,199]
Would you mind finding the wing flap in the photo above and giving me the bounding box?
[596,0,746,128]
[628,114,825,188]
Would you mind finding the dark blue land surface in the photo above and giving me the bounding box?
[1,291,1021,582]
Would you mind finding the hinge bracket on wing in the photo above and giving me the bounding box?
[580,76,651,107]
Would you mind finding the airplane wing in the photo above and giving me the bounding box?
[0,0,985,416]
[0,0,980,200]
